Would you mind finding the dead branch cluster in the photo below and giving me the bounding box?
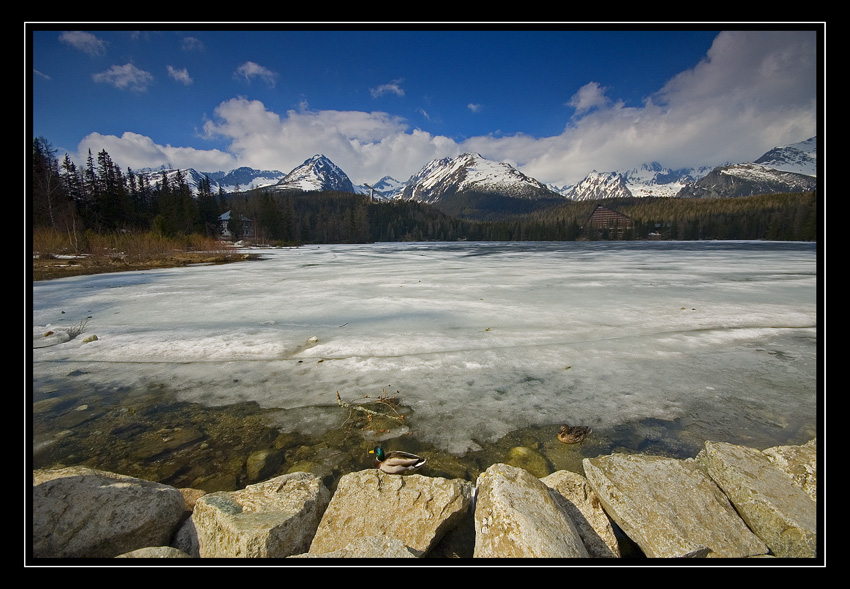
[336,390,407,434]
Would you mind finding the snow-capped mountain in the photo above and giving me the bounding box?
[566,171,633,201]
[752,136,817,177]
[135,165,224,195]
[676,137,817,198]
[136,165,285,195]
[621,162,714,198]
[355,176,404,200]
[269,154,356,193]
[564,136,816,201]
[400,153,558,204]
[206,167,286,192]
[128,135,816,205]
[675,163,817,199]
[563,164,712,200]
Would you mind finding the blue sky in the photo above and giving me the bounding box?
[29,26,820,187]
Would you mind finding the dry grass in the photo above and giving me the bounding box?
[31,227,259,281]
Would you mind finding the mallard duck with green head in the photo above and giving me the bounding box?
[370,446,426,474]
[558,424,592,444]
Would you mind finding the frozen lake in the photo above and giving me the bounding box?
[32,240,818,478]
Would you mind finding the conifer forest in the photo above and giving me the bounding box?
[32,137,818,250]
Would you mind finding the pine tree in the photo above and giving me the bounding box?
[32,137,68,229]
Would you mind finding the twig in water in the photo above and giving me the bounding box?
[336,391,406,424]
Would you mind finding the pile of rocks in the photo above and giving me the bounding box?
[30,438,817,560]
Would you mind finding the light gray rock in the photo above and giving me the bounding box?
[173,515,200,557]
[32,466,186,558]
[583,453,768,558]
[541,470,620,557]
[473,463,589,558]
[190,471,329,558]
[697,441,817,558]
[293,535,416,558]
[763,438,817,503]
[309,469,472,557]
[116,546,191,558]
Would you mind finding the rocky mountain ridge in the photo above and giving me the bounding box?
[133,136,817,204]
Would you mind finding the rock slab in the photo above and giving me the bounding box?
[696,440,817,558]
[32,466,186,558]
[582,453,768,558]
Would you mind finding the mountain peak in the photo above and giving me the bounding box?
[401,152,557,204]
[271,154,355,193]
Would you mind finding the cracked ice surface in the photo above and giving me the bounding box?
[31,241,818,455]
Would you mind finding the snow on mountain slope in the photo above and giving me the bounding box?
[401,152,557,203]
[209,166,286,191]
[355,176,404,200]
[269,154,355,193]
[753,136,817,177]
[130,135,816,204]
[567,170,633,201]
[675,137,818,198]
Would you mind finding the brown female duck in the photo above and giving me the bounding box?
[558,424,592,444]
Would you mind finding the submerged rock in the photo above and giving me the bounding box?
[504,445,550,478]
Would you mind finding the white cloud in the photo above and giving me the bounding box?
[567,82,610,115]
[181,36,204,52]
[520,30,818,186]
[200,97,452,182]
[370,79,405,99]
[234,61,278,87]
[80,31,817,188]
[92,63,154,93]
[167,66,193,86]
[75,131,236,172]
[59,31,107,56]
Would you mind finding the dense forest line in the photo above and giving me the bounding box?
[32,137,818,251]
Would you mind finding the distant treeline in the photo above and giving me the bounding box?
[32,138,817,248]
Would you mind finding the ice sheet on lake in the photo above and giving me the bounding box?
[31,241,818,455]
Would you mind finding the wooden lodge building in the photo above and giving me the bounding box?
[583,204,634,238]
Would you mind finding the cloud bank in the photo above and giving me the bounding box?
[73,31,818,187]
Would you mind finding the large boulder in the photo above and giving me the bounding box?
[582,453,768,558]
[32,466,186,558]
[697,440,817,558]
[541,470,620,557]
[473,463,589,558]
[309,469,472,557]
[190,471,329,558]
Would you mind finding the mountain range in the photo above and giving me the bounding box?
[134,136,817,207]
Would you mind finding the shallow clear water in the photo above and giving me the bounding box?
[31,240,818,491]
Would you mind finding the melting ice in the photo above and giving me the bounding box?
[31,241,818,455]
